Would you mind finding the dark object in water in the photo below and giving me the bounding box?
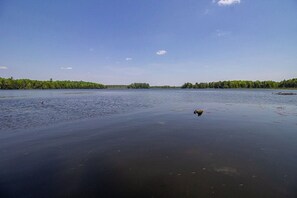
[194,109,204,116]
[275,92,297,96]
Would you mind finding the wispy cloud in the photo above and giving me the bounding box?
[0,66,8,69]
[156,50,167,56]
[215,29,231,37]
[216,0,240,6]
[61,67,73,70]
[125,57,132,61]
[203,9,210,15]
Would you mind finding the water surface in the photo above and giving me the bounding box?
[0,89,297,197]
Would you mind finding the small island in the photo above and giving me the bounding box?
[127,83,150,89]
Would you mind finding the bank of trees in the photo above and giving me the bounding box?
[279,78,297,88]
[105,85,128,89]
[127,83,150,89]
[0,77,105,89]
[1,77,296,90]
[182,79,297,89]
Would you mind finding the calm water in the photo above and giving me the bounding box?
[0,89,297,197]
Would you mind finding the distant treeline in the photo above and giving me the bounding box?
[151,86,181,89]
[105,83,150,89]
[181,79,297,89]
[127,83,150,89]
[105,85,128,89]
[106,84,180,89]
[0,77,105,89]
[2,77,296,90]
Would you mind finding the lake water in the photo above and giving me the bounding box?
[0,89,297,197]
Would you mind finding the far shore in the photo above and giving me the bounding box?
[0,77,296,90]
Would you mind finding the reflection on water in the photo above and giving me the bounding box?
[0,89,297,197]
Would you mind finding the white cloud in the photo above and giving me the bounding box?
[125,57,132,61]
[0,66,8,69]
[216,29,231,37]
[61,67,73,70]
[217,0,240,6]
[156,50,167,56]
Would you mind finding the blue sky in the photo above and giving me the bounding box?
[0,0,297,85]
